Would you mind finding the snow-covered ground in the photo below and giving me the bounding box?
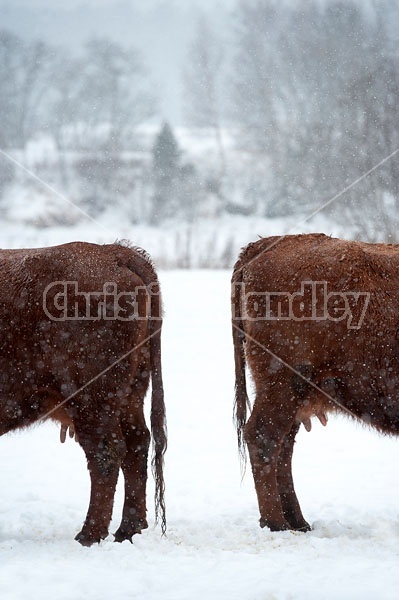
[0,270,398,600]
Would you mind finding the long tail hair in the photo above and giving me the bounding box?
[231,257,250,469]
[149,281,167,535]
[124,241,167,534]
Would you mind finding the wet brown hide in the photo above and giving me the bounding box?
[232,233,399,532]
[0,241,166,545]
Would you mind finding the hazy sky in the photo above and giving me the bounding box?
[0,0,237,124]
[0,0,386,124]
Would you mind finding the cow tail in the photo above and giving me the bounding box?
[231,260,250,469]
[149,281,167,535]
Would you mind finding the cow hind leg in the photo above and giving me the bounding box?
[245,389,298,532]
[74,421,126,546]
[114,415,151,543]
[277,422,311,531]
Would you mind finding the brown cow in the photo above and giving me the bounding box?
[0,240,166,545]
[232,233,399,532]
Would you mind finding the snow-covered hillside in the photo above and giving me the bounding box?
[2,121,395,268]
[0,270,397,600]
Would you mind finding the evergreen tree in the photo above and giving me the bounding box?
[151,122,181,224]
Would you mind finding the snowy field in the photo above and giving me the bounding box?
[0,270,398,600]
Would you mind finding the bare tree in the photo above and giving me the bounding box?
[0,31,54,148]
[228,0,399,226]
[75,38,157,151]
[229,1,281,156]
[182,14,226,181]
[227,1,291,216]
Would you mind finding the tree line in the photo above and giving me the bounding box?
[0,0,399,239]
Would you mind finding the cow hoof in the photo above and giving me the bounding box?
[294,522,311,532]
[259,517,312,532]
[75,530,108,546]
[114,520,148,543]
[113,530,135,544]
[259,518,291,531]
